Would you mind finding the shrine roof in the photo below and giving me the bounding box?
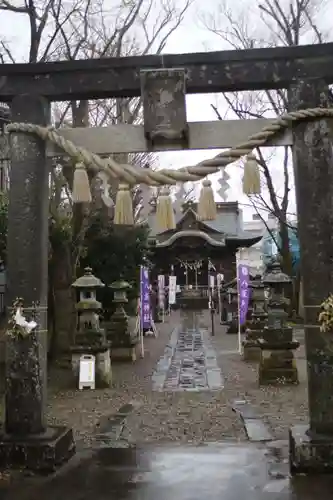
[147,202,263,247]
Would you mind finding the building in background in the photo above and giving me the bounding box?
[236,212,278,276]
[262,220,299,275]
[237,210,299,278]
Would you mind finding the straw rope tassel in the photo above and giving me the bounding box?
[156,187,175,232]
[243,153,261,195]
[72,162,92,203]
[197,179,216,221]
[114,184,134,225]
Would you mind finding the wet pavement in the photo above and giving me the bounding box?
[152,325,223,392]
[5,441,333,500]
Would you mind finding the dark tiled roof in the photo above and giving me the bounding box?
[148,203,263,247]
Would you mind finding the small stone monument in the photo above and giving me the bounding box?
[106,279,139,361]
[242,274,267,362]
[258,260,299,385]
[70,267,111,388]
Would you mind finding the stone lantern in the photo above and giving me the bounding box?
[258,259,299,385]
[72,267,104,331]
[106,279,139,361]
[242,274,267,361]
[70,267,111,387]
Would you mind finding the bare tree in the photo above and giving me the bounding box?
[0,0,193,354]
[201,0,329,279]
[200,0,330,315]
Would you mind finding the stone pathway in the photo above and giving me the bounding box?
[24,311,307,447]
[152,323,223,392]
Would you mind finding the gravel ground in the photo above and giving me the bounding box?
[42,311,308,445]
[211,320,308,440]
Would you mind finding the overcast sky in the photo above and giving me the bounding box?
[1,0,329,222]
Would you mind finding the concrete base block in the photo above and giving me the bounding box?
[259,365,299,385]
[289,424,333,474]
[110,345,137,362]
[0,425,75,472]
[242,344,261,362]
[259,351,299,385]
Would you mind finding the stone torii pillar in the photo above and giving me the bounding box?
[289,79,333,473]
[0,95,74,471]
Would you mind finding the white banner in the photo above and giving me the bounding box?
[158,274,165,309]
[217,273,224,289]
[169,276,177,305]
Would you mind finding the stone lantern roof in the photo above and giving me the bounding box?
[263,260,291,286]
[72,267,105,289]
[109,279,132,291]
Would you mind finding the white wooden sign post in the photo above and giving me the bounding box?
[79,354,96,390]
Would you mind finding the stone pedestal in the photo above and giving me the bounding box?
[258,261,299,385]
[105,310,138,362]
[70,345,112,388]
[107,281,139,361]
[0,425,75,472]
[243,275,267,361]
[243,313,267,362]
[258,341,299,385]
[243,341,261,362]
[289,425,333,473]
[0,330,75,471]
[97,349,112,385]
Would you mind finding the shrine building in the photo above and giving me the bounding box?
[148,201,262,288]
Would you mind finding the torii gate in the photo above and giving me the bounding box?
[0,42,333,473]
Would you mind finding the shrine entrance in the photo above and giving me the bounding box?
[175,258,205,289]
[1,42,333,474]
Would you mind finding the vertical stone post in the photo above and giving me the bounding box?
[5,95,49,435]
[0,95,74,470]
[289,79,333,473]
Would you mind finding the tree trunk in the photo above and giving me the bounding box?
[49,240,76,359]
[49,101,90,360]
[279,222,293,277]
[278,221,294,315]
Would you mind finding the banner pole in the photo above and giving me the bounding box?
[139,267,144,358]
[236,259,242,355]
[140,319,144,358]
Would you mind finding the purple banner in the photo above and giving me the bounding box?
[140,266,151,329]
[238,264,250,325]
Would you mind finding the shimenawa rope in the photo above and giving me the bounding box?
[6,107,333,186]
[4,107,333,229]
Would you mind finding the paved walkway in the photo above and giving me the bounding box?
[4,441,333,500]
[152,314,223,392]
